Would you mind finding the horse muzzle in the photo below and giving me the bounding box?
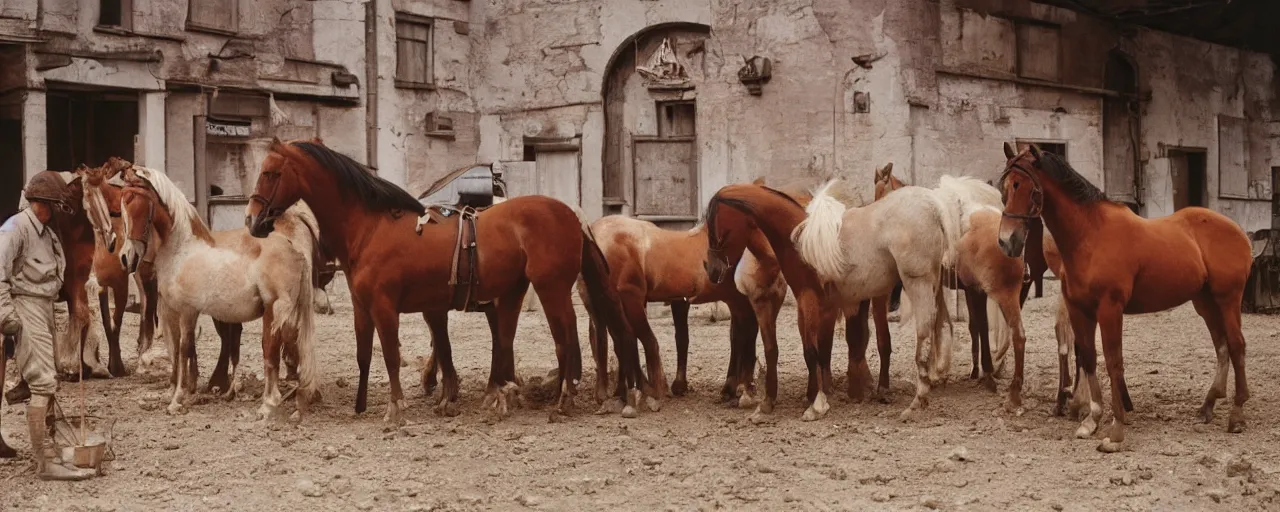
[998,231,1026,259]
[246,213,277,238]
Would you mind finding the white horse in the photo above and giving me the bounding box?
[792,176,993,419]
[118,164,321,420]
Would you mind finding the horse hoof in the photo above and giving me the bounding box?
[644,396,662,413]
[898,408,921,423]
[671,379,688,397]
[748,408,776,425]
[1097,438,1124,453]
[620,405,638,419]
[289,410,302,423]
[166,403,186,415]
[1075,421,1097,439]
[979,375,997,393]
[737,391,759,410]
[800,407,822,422]
[594,398,625,415]
[1198,408,1214,424]
[434,400,460,417]
[1228,418,1246,434]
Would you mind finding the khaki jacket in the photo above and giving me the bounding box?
[0,209,65,319]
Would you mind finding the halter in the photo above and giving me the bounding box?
[248,170,286,221]
[997,156,1045,220]
[125,189,158,266]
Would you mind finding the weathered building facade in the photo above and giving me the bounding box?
[3,0,1278,233]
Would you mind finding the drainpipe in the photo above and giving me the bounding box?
[364,0,379,169]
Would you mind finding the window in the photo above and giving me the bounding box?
[657,101,695,138]
[395,14,433,88]
[1015,21,1060,82]
[98,0,132,30]
[188,0,238,35]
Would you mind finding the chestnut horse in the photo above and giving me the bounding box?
[578,207,786,414]
[704,184,844,421]
[78,162,160,375]
[245,139,643,423]
[48,172,112,380]
[997,142,1252,452]
[118,165,320,420]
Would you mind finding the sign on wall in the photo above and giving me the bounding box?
[206,120,251,137]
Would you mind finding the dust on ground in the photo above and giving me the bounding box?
[3,279,1279,511]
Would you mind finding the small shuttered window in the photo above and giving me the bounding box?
[395,14,433,88]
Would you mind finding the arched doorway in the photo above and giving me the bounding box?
[602,23,710,228]
[1103,49,1141,212]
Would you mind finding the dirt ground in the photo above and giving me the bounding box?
[3,278,1279,511]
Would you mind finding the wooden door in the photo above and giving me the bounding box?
[632,135,696,222]
[1170,151,1190,211]
[535,149,580,206]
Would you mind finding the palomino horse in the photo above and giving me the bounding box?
[118,165,321,420]
[578,203,786,413]
[245,139,643,423]
[792,177,1000,420]
[997,142,1252,452]
[872,165,1031,410]
[78,162,160,375]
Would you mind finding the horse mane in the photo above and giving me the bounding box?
[288,141,427,216]
[130,165,214,243]
[705,184,804,246]
[1034,151,1106,204]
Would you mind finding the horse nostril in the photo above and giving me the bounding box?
[998,239,1010,254]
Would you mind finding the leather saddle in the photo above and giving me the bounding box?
[417,204,491,312]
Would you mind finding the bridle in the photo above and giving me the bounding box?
[124,188,158,266]
[998,154,1045,220]
[249,169,286,222]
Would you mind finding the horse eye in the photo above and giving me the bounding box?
[1013,182,1020,190]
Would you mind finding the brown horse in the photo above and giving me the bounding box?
[872,164,1031,411]
[578,205,786,413]
[997,142,1252,452]
[245,139,643,423]
[49,172,112,380]
[704,184,840,422]
[78,162,159,377]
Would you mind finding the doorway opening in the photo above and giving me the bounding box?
[45,85,139,171]
[1169,148,1207,210]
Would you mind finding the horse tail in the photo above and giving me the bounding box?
[578,225,642,396]
[926,190,964,271]
[791,179,849,283]
[276,202,319,404]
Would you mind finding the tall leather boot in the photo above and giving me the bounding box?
[27,402,94,481]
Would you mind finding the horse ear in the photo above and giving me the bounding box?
[751,176,766,185]
[312,137,324,145]
[269,137,288,154]
[1003,142,1017,159]
[876,163,893,181]
[1028,143,1043,160]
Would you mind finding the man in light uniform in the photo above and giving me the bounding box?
[0,172,95,480]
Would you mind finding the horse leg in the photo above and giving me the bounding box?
[167,312,198,415]
[537,284,583,417]
[732,309,760,409]
[484,285,527,420]
[207,320,240,399]
[1068,304,1104,440]
[800,301,836,422]
[719,312,743,405]
[871,296,893,402]
[578,282,611,404]
[622,297,666,411]
[1192,297,1228,424]
[1216,295,1249,433]
[103,284,126,377]
[257,307,286,422]
[748,291,782,423]
[1096,301,1130,453]
[846,301,873,403]
[366,300,407,426]
[136,275,160,367]
[670,300,691,397]
[1052,295,1076,416]
[964,289,993,389]
[900,279,940,421]
[423,310,461,417]
[995,292,1026,414]
[353,304,375,416]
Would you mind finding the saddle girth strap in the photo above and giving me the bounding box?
[449,206,482,312]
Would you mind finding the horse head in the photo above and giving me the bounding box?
[247,138,314,238]
[873,162,905,201]
[118,185,166,274]
[77,164,121,251]
[997,142,1045,258]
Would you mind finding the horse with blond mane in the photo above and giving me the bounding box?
[997,142,1252,452]
[118,164,320,420]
